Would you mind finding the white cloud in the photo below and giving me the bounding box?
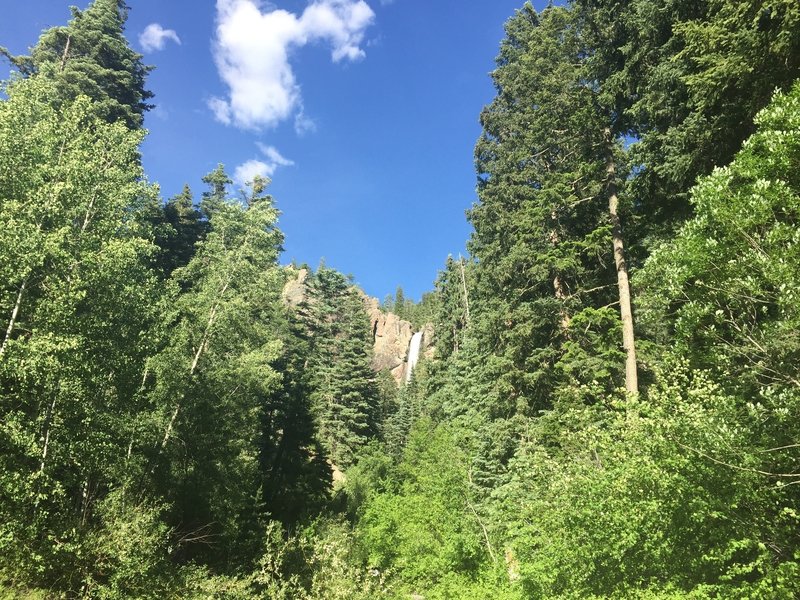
[294,103,317,135]
[234,144,295,187]
[139,23,181,52]
[210,0,375,130]
[256,143,295,168]
[151,104,170,121]
[234,160,272,187]
[208,97,232,125]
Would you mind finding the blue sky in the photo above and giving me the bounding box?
[1,0,551,301]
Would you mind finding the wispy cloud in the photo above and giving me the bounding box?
[209,0,375,131]
[151,104,170,121]
[234,144,295,187]
[139,23,181,52]
[294,106,317,136]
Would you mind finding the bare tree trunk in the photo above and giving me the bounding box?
[80,479,92,526]
[40,395,58,473]
[553,273,571,329]
[59,35,71,72]
[1,279,27,357]
[550,210,571,329]
[467,468,497,565]
[458,254,471,327]
[605,127,638,395]
[80,197,95,234]
[157,281,230,452]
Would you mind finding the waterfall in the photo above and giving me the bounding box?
[405,330,424,383]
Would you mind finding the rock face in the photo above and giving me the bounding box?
[361,295,414,382]
[282,267,309,307]
[360,294,435,384]
[282,267,434,385]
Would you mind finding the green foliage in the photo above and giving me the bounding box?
[393,286,406,319]
[149,184,208,277]
[494,362,800,598]
[467,3,630,418]
[2,0,153,128]
[0,75,159,590]
[3,0,800,597]
[297,266,379,467]
[575,0,800,239]
[81,491,174,599]
[144,170,288,566]
[380,286,438,330]
[431,256,472,362]
[639,81,800,396]
[358,420,487,589]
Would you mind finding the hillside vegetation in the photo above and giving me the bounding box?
[1,0,800,597]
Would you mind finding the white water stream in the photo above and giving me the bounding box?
[405,331,424,383]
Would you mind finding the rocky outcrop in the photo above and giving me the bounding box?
[282,267,309,307]
[361,294,414,382]
[360,294,435,384]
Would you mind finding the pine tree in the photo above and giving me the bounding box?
[394,286,406,319]
[468,4,631,415]
[258,298,331,526]
[1,0,153,128]
[574,0,800,239]
[299,267,379,467]
[151,184,208,276]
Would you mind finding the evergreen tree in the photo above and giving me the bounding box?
[432,256,473,362]
[299,267,379,467]
[574,0,800,239]
[393,286,406,319]
[200,163,233,218]
[150,185,208,277]
[381,293,394,313]
[468,3,632,416]
[258,296,332,526]
[1,0,153,129]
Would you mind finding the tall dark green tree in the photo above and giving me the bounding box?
[393,286,406,319]
[258,289,332,526]
[574,0,800,238]
[468,3,632,417]
[2,0,153,129]
[298,267,379,467]
[150,184,208,277]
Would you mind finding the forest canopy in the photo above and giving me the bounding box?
[1,0,800,598]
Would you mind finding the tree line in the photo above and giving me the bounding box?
[351,0,800,597]
[0,2,386,597]
[2,0,800,598]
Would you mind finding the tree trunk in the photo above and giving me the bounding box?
[458,255,471,327]
[553,273,571,329]
[605,127,638,395]
[40,395,58,473]
[1,278,27,357]
[157,281,230,452]
[59,35,71,72]
[550,210,571,329]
